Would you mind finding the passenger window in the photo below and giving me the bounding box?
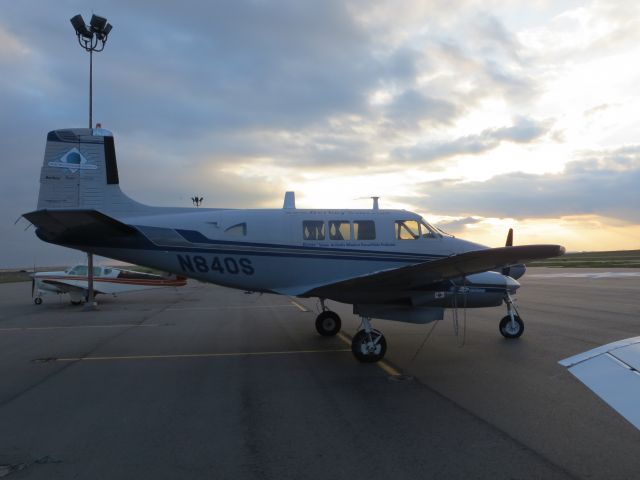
[71,266,87,276]
[303,221,325,240]
[224,223,247,237]
[396,220,420,240]
[329,221,350,240]
[354,220,375,240]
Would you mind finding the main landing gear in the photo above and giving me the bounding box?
[351,317,386,363]
[315,299,342,336]
[499,293,524,339]
[314,300,387,362]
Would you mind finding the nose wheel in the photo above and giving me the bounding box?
[500,293,524,339]
[499,314,524,338]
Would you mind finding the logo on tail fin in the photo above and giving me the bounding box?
[48,148,97,173]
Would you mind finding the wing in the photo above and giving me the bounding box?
[40,279,106,295]
[304,244,564,298]
[560,337,640,430]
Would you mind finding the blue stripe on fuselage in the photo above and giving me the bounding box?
[168,228,445,262]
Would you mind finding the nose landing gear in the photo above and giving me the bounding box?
[499,293,524,338]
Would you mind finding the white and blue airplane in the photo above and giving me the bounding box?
[23,127,565,362]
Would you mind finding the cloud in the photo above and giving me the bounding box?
[402,145,640,222]
[384,89,461,129]
[435,216,482,233]
[1,1,639,266]
[393,116,552,163]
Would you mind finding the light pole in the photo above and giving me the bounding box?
[70,13,112,309]
[70,14,113,128]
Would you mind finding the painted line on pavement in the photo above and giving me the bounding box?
[166,305,298,311]
[289,299,309,312]
[0,324,161,332]
[51,348,351,362]
[336,332,402,377]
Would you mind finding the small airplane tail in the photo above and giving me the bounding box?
[36,128,149,216]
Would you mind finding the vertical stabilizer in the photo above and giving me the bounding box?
[37,128,147,216]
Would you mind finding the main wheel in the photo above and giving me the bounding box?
[34,297,43,305]
[351,329,387,363]
[70,300,83,306]
[315,311,341,336]
[499,315,524,339]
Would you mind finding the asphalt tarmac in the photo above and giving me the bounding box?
[0,268,638,479]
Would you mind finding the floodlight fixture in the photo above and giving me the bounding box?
[90,14,108,34]
[69,13,113,128]
[70,14,93,39]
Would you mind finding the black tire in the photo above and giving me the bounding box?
[34,297,43,305]
[351,329,387,363]
[315,311,341,336]
[499,315,524,339]
[71,300,83,306]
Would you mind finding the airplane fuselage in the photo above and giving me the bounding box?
[52,207,519,310]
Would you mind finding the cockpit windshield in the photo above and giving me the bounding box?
[419,220,441,238]
[420,218,453,238]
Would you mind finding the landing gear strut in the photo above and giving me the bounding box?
[351,317,387,363]
[315,299,341,336]
[499,293,524,339]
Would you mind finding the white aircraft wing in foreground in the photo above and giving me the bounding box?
[560,337,640,430]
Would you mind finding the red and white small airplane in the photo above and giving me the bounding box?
[31,264,187,305]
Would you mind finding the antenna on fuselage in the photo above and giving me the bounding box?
[371,196,379,210]
[283,191,296,209]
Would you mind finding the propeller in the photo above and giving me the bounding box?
[502,228,514,276]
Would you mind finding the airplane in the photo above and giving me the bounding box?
[31,264,187,305]
[559,336,640,430]
[23,127,565,362]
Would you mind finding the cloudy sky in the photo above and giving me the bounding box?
[1,0,639,268]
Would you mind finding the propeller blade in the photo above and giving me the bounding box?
[502,228,514,276]
[31,278,35,297]
[505,228,513,247]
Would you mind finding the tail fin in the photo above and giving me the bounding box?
[37,128,148,216]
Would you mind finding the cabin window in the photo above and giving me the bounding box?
[396,220,421,240]
[103,268,112,275]
[303,221,325,240]
[68,266,101,276]
[354,220,375,240]
[224,222,247,237]
[329,221,351,240]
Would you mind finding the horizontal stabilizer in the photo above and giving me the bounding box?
[23,209,136,245]
[560,337,640,430]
